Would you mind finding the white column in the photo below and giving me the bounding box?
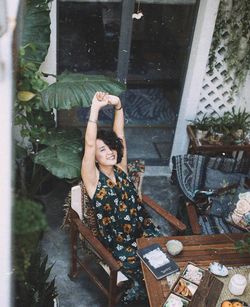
[40,0,57,85]
[238,73,250,112]
[0,1,20,306]
[170,0,220,159]
[40,0,57,123]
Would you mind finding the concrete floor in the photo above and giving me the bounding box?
[125,127,174,166]
[40,174,181,307]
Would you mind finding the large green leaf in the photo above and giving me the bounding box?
[40,128,82,146]
[40,73,126,111]
[21,0,51,64]
[15,144,28,160]
[34,129,82,179]
[34,146,81,179]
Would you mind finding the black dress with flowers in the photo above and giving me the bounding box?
[92,165,160,301]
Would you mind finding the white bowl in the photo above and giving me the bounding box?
[166,240,183,256]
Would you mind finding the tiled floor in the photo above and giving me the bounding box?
[41,174,181,307]
[125,127,173,166]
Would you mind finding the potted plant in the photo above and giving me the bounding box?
[206,113,232,145]
[13,197,48,281]
[189,114,211,141]
[228,107,250,144]
[13,197,59,306]
[14,249,58,307]
[235,235,250,254]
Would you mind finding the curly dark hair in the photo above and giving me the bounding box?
[97,129,124,164]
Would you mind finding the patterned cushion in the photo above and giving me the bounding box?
[81,160,145,237]
[225,187,250,232]
[172,154,250,202]
[204,168,242,190]
[127,159,145,199]
[172,154,250,235]
[80,181,99,237]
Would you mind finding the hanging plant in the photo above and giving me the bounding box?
[208,0,250,93]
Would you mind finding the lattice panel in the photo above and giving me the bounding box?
[197,30,237,118]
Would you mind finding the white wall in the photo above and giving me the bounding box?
[170,0,250,161]
[238,73,250,112]
[170,0,220,159]
[0,1,20,306]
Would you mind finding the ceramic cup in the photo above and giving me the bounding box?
[228,274,247,295]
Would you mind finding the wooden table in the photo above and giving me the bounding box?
[137,233,250,307]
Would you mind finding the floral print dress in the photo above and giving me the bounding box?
[92,166,160,302]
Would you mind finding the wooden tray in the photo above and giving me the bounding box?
[163,262,224,307]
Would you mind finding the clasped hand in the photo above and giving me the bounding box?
[92,92,120,110]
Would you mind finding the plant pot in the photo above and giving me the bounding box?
[233,129,244,140]
[208,132,224,144]
[54,297,59,307]
[195,129,208,141]
[244,131,250,144]
[232,129,244,144]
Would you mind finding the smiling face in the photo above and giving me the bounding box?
[95,139,117,166]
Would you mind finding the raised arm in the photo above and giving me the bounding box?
[108,95,127,172]
[81,92,109,197]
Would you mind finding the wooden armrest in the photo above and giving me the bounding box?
[214,183,239,195]
[142,194,186,232]
[69,209,121,272]
[73,219,121,271]
[186,202,201,235]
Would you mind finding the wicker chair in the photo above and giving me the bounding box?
[64,161,186,307]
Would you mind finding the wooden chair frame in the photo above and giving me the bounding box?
[66,192,186,307]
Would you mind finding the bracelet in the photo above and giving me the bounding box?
[114,105,123,110]
[88,119,97,124]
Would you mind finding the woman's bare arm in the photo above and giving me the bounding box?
[108,95,127,172]
[81,92,109,198]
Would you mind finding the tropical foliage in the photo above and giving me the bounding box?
[15,0,125,193]
[14,250,58,307]
[235,235,250,254]
[14,1,126,306]
[40,73,126,111]
[208,0,250,93]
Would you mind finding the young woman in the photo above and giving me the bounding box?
[81,92,160,304]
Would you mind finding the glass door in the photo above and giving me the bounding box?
[57,0,199,165]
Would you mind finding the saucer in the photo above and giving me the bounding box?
[209,262,228,277]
